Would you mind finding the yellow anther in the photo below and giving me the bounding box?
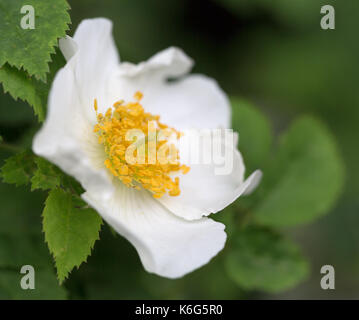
[113,100,124,108]
[180,165,190,174]
[93,92,190,198]
[134,91,143,101]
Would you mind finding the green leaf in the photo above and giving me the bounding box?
[231,98,273,172]
[0,64,46,121]
[253,116,345,227]
[225,225,309,293]
[31,157,62,191]
[0,47,66,121]
[0,150,36,186]
[43,188,102,283]
[0,0,70,81]
[0,172,66,298]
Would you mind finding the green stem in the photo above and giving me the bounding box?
[0,142,22,153]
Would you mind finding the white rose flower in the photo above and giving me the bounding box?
[33,18,262,279]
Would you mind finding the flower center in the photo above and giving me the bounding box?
[93,92,190,198]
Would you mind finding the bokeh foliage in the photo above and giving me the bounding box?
[0,0,356,299]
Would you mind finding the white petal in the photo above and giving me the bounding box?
[242,170,263,196]
[82,182,226,279]
[59,36,77,61]
[59,18,120,119]
[107,48,230,129]
[118,46,193,79]
[104,46,194,107]
[160,170,262,221]
[33,48,112,196]
[158,131,262,220]
[142,74,231,129]
[33,18,122,195]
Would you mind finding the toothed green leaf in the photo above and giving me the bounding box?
[31,157,62,191]
[0,0,70,82]
[43,188,102,283]
[0,150,36,186]
[0,64,46,121]
[0,47,66,122]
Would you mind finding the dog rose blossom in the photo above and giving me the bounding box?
[33,18,261,278]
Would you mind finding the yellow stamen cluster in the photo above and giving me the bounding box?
[93,92,190,198]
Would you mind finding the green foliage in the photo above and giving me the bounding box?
[0,150,78,193]
[0,48,66,121]
[225,225,309,293]
[0,0,70,82]
[0,151,61,190]
[231,100,343,228]
[253,116,345,227]
[31,157,62,191]
[0,64,46,121]
[43,189,102,283]
[0,183,67,299]
[0,150,101,285]
[231,98,273,172]
[228,103,344,293]
[0,150,36,186]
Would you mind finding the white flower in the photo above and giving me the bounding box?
[33,18,262,279]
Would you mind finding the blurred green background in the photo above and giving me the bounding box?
[0,0,358,299]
